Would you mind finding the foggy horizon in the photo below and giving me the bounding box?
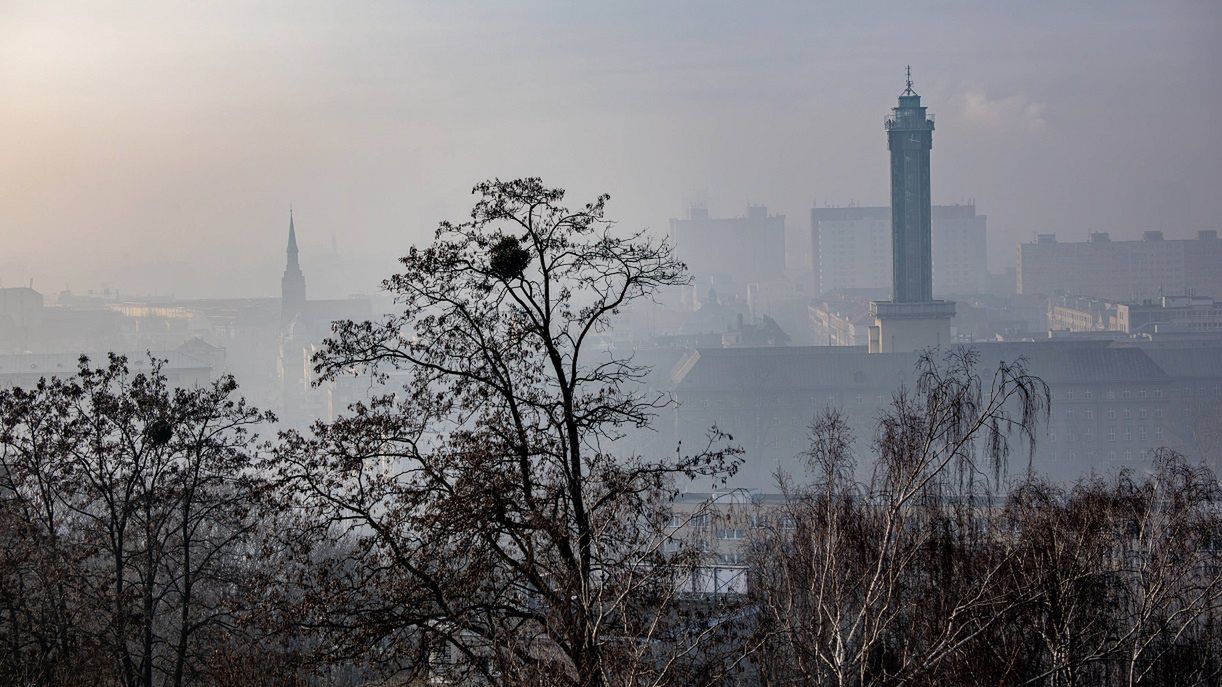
[5,4,1222,685]
[4,1,1221,299]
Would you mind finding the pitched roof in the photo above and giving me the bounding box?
[1141,347,1222,380]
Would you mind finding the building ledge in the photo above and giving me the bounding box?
[870,300,956,320]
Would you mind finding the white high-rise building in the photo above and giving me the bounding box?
[811,203,987,297]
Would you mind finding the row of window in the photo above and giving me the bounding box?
[671,514,795,531]
[1065,407,1163,419]
[1056,389,1165,401]
[1049,427,1163,443]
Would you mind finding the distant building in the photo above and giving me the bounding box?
[273,211,373,425]
[1047,294,1222,338]
[812,204,987,298]
[811,206,891,295]
[808,292,876,346]
[0,287,44,351]
[0,351,212,390]
[668,340,1222,487]
[1048,294,1113,333]
[868,71,955,352]
[950,293,1049,342]
[669,205,786,292]
[1017,230,1222,301]
[281,209,307,325]
[1117,296,1222,336]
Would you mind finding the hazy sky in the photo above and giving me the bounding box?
[2,1,1220,298]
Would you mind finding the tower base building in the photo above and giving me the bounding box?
[868,299,955,352]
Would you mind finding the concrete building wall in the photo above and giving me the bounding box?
[668,342,1215,487]
[1018,231,1222,301]
[669,205,786,292]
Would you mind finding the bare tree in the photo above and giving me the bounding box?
[0,355,272,687]
[749,349,1222,687]
[1003,476,1126,687]
[749,349,1049,686]
[1111,450,1222,686]
[266,178,740,685]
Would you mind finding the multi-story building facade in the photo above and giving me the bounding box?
[1048,294,1113,333]
[811,204,987,298]
[1017,230,1222,301]
[664,339,1222,487]
[669,205,786,293]
[808,293,874,346]
[811,206,891,295]
[1116,296,1222,336]
[1047,294,1222,338]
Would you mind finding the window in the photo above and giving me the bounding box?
[718,552,746,566]
[779,516,796,530]
[1107,409,1116,419]
[1107,428,1116,442]
[1085,409,1094,420]
[1155,427,1164,441]
[1123,408,1132,419]
[1139,408,1147,419]
[690,514,710,528]
[1139,427,1148,441]
[716,528,746,541]
[1084,391,1094,400]
[1155,408,1164,418]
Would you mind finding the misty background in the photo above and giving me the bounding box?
[2,1,1221,299]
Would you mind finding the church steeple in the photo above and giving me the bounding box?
[281,207,306,324]
[287,208,300,266]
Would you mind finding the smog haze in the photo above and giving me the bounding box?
[3,1,1220,297]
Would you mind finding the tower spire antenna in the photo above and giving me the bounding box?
[903,64,915,95]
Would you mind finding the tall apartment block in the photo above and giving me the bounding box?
[1018,230,1222,301]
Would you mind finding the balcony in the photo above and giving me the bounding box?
[885,112,935,131]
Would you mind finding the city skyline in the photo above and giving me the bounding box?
[3,1,1220,298]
